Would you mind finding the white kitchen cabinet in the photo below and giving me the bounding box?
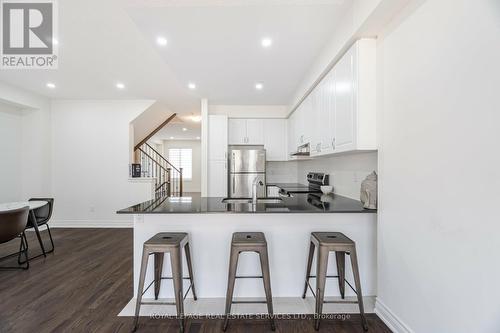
[207,160,227,197]
[311,69,336,156]
[263,119,287,161]
[334,45,356,152]
[287,112,296,157]
[208,115,228,160]
[228,118,264,145]
[208,115,228,197]
[246,119,264,144]
[228,119,247,145]
[333,39,376,153]
[290,38,376,157]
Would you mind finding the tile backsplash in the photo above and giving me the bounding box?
[267,152,378,200]
[266,161,298,183]
[297,152,378,200]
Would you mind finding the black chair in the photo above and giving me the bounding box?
[0,206,30,270]
[25,198,55,260]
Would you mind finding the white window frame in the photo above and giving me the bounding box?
[168,148,193,180]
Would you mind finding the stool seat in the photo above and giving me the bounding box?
[145,232,188,247]
[311,232,354,246]
[232,232,266,246]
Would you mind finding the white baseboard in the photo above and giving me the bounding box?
[50,219,133,228]
[375,298,413,333]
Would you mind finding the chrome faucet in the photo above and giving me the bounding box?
[252,178,263,205]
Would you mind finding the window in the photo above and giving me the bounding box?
[168,148,192,180]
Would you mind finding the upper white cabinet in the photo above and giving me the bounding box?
[289,38,377,157]
[227,118,287,161]
[228,118,264,145]
[245,119,264,144]
[263,119,287,161]
[334,45,356,152]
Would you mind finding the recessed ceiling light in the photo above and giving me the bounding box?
[188,83,196,90]
[46,82,56,89]
[52,38,59,45]
[255,83,264,90]
[196,136,201,140]
[170,136,174,140]
[116,82,125,89]
[191,115,201,122]
[261,37,273,48]
[182,127,188,131]
[156,36,168,46]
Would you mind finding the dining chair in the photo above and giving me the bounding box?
[24,198,55,260]
[0,206,30,270]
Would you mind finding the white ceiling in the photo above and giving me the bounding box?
[0,0,349,114]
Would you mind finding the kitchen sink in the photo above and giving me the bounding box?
[222,197,283,204]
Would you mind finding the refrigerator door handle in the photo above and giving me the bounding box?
[232,174,235,195]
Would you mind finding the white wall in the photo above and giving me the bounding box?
[162,139,201,193]
[0,82,52,199]
[50,100,155,227]
[0,103,23,202]
[130,100,166,147]
[376,1,500,332]
[297,152,377,200]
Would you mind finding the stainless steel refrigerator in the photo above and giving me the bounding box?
[228,146,266,198]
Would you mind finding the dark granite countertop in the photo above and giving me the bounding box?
[117,192,376,214]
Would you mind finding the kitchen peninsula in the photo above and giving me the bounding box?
[117,191,377,306]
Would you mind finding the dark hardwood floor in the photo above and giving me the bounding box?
[0,228,391,333]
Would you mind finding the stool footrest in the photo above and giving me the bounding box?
[159,277,192,280]
[305,278,358,299]
[140,301,177,306]
[232,300,268,304]
[307,275,339,279]
[235,275,263,279]
[324,300,359,304]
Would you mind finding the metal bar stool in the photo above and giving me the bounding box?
[133,232,197,333]
[223,232,275,331]
[302,232,368,331]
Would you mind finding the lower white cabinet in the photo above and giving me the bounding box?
[207,160,227,197]
[263,119,287,161]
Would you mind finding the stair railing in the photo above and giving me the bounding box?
[136,143,183,197]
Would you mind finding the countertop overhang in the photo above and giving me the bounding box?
[117,191,376,214]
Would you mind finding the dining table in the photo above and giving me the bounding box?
[0,200,50,254]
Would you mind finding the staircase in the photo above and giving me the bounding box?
[136,143,183,197]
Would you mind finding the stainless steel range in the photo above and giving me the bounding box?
[306,172,330,192]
